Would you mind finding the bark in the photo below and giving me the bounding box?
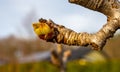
[51,44,67,72]
[36,0,120,50]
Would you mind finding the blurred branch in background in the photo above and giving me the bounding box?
[22,9,37,38]
[15,9,38,39]
[0,34,120,71]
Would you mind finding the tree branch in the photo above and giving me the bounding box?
[33,0,120,50]
[69,0,120,17]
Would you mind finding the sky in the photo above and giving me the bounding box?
[0,0,107,38]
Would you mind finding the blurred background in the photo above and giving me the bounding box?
[0,0,120,72]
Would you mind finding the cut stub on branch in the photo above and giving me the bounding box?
[33,18,106,51]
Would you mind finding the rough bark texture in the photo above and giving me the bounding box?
[68,0,120,50]
[34,0,120,50]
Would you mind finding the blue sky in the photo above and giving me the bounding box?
[0,0,107,38]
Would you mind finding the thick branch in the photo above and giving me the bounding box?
[69,0,104,11]
[36,18,120,50]
[69,0,120,17]
[33,0,120,50]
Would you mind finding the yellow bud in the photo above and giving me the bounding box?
[32,22,51,36]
